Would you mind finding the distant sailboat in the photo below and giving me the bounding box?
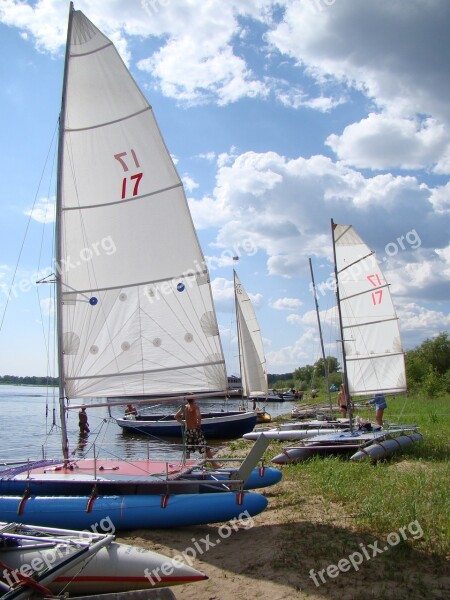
[0,3,270,530]
[272,220,420,464]
[234,270,269,400]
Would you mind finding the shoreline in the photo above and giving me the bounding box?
[117,432,449,600]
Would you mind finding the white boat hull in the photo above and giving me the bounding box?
[243,428,342,441]
[1,537,206,595]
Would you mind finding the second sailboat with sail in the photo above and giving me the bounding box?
[272,220,421,463]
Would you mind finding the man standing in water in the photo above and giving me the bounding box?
[175,396,220,468]
[78,407,90,434]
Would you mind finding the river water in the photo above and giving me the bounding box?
[0,385,295,464]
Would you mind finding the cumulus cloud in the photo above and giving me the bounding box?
[326,115,450,173]
[267,0,450,123]
[200,149,448,294]
[271,297,302,311]
[25,198,55,224]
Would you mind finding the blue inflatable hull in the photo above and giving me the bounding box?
[0,491,268,530]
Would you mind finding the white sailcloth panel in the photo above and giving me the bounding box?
[59,10,226,398]
[333,224,407,396]
[234,272,268,397]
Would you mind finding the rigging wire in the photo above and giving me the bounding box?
[0,120,59,337]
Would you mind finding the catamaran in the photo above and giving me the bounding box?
[0,4,272,530]
[272,220,421,463]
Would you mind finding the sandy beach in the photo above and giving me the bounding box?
[118,476,449,600]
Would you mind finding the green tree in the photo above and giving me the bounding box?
[293,364,315,386]
[405,332,450,393]
[313,356,340,376]
[417,332,450,375]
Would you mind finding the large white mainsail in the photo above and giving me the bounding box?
[56,9,227,398]
[332,223,407,396]
[234,271,268,397]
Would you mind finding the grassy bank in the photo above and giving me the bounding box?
[232,393,449,558]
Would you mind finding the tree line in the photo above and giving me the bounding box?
[268,332,450,397]
[0,375,58,386]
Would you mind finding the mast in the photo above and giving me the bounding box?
[331,219,354,432]
[308,258,333,413]
[55,2,74,460]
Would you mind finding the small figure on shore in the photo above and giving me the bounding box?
[78,407,90,434]
[367,393,387,426]
[337,384,349,418]
[125,403,138,418]
[175,395,220,468]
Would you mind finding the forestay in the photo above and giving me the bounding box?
[333,224,407,396]
[57,10,226,398]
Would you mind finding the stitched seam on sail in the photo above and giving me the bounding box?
[62,182,183,211]
[61,271,208,295]
[66,107,151,132]
[65,359,226,381]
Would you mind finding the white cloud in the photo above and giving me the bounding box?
[326,114,450,173]
[267,0,450,123]
[271,297,302,311]
[398,302,450,332]
[182,175,199,193]
[25,198,55,224]
[202,150,448,290]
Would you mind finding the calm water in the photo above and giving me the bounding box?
[0,385,295,464]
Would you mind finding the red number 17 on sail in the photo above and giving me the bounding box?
[114,150,143,199]
[367,274,383,305]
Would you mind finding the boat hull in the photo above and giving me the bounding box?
[350,433,423,461]
[1,539,207,594]
[0,491,268,530]
[243,427,343,441]
[116,411,257,438]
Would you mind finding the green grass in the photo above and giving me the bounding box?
[263,393,450,557]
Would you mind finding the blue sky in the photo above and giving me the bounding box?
[0,0,449,377]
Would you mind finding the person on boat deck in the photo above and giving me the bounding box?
[337,383,350,418]
[367,393,387,427]
[78,407,90,434]
[175,396,220,468]
[125,403,138,418]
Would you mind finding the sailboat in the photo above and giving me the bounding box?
[0,522,206,598]
[0,4,270,529]
[232,270,274,422]
[272,220,420,464]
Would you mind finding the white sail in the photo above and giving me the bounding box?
[57,10,227,398]
[234,271,268,397]
[333,223,407,396]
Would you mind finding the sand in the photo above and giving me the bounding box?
[118,477,449,600]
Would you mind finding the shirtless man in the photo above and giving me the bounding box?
[175,396,220,468]
[337,383,350,418]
